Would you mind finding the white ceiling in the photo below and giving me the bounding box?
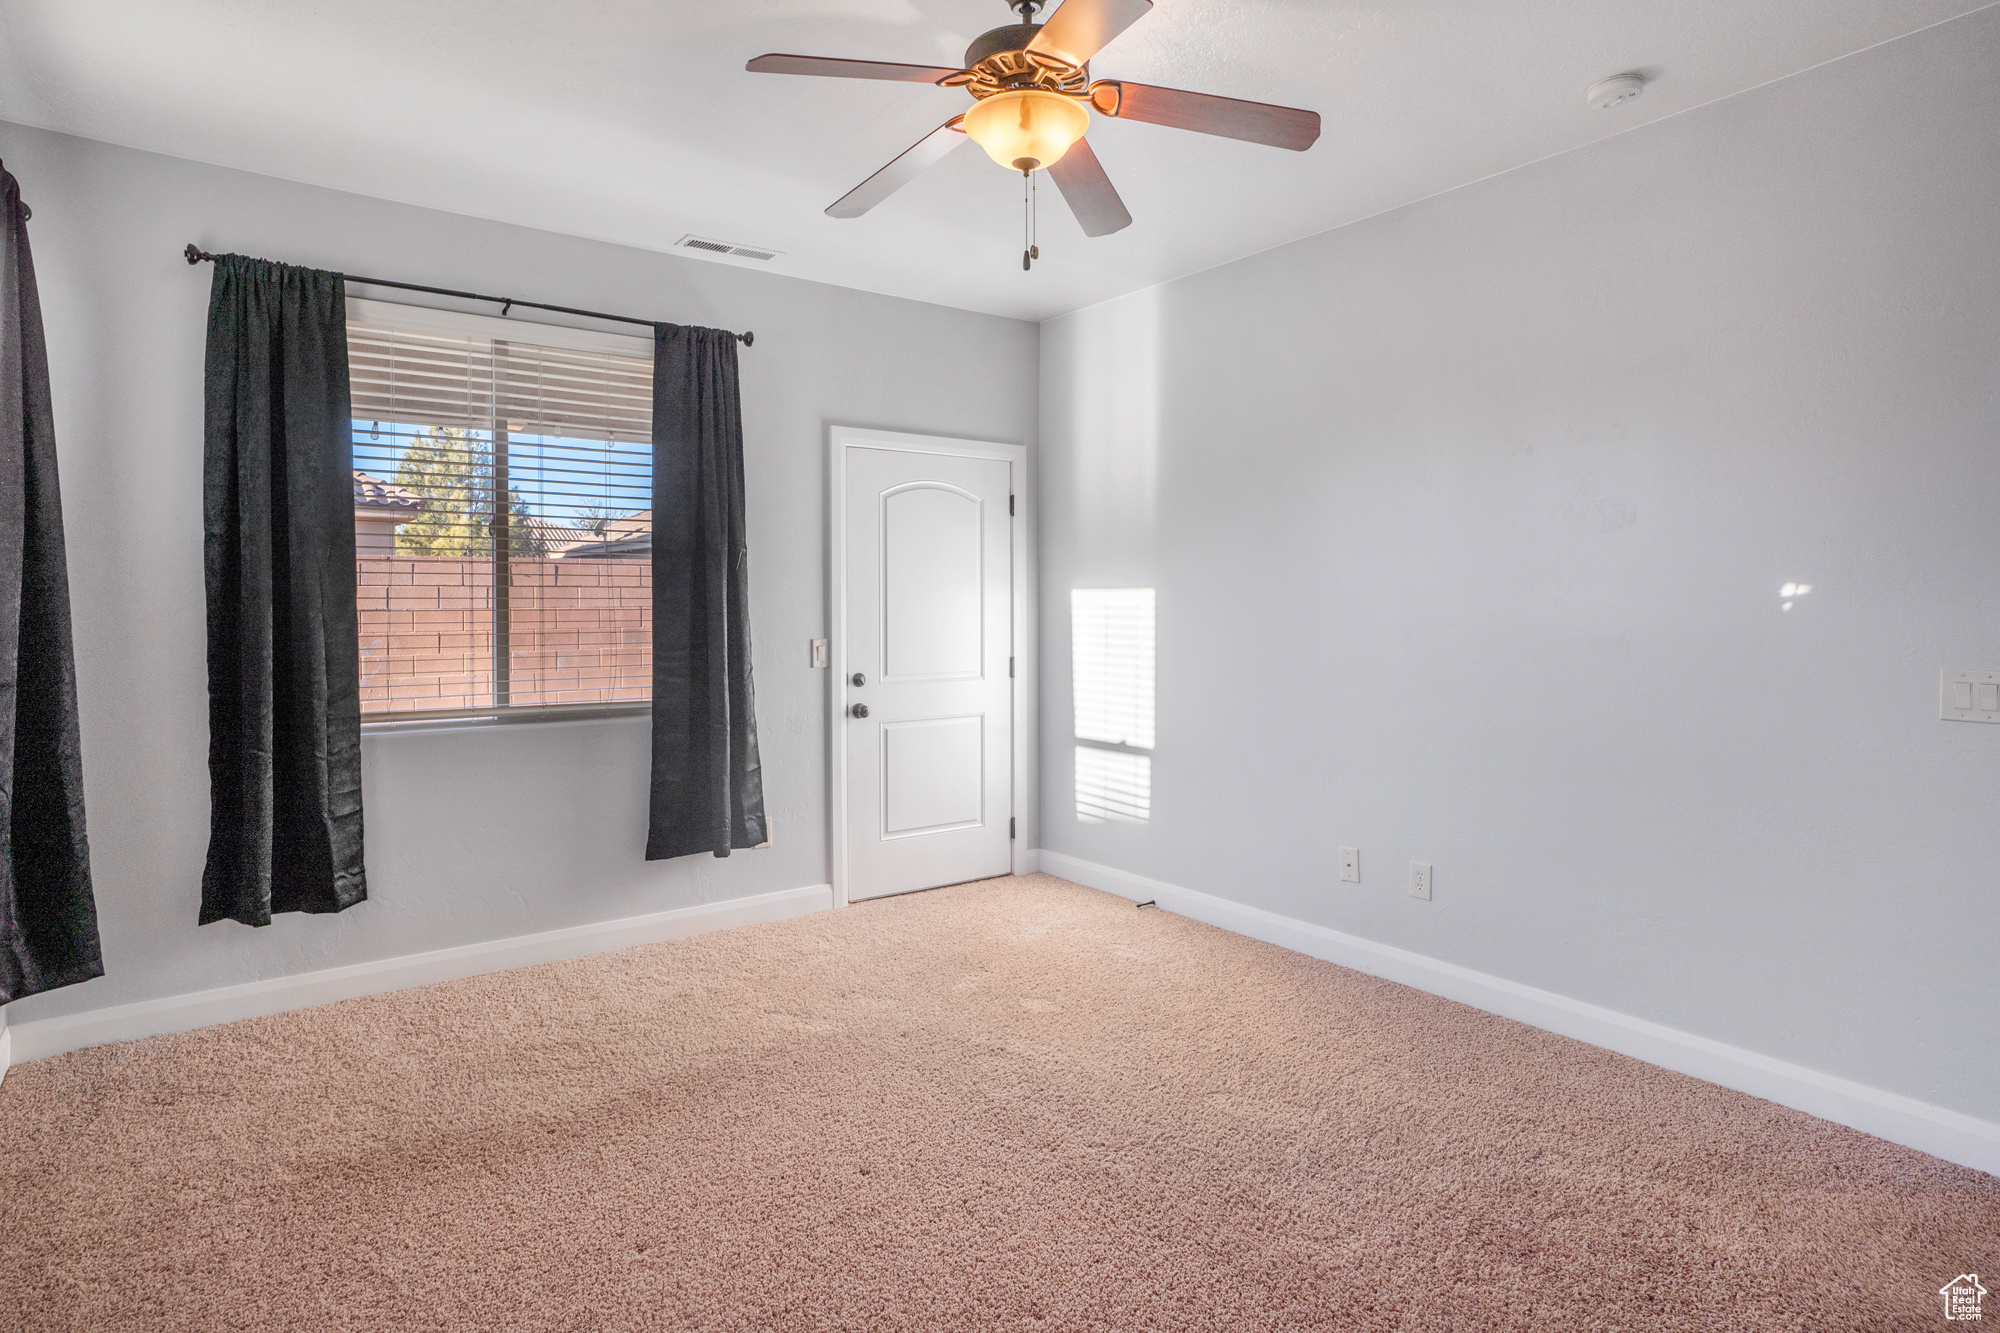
[1,0,1987,321]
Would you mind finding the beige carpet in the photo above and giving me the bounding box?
[1,874,1992,1331]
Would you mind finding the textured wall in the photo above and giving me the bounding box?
[0,123,1038,1025]
[1038,10,2000,1119]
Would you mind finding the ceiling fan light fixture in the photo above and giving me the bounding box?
[963,89,1089,172]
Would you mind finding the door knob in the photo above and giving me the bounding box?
[851,672,866,687]
[850,703,870,718]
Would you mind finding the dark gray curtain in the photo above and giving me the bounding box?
[201,255,365,925]
[0,163,101,1003]
[647,324,766,859]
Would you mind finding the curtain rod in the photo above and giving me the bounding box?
[182,244,753,347]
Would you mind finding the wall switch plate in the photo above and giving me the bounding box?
[1941,669,2000,723]
[810,639,829,669]
[1340,847,1360,883]
[1410,862,1433,901]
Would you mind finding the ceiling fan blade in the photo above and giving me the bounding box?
[1026,0,1153,67]
[1090,81,1320,150]
[747,54,964,84]
[1047,138,1132,237]
[826,118,969,218]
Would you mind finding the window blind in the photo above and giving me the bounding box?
[348,323,653,443]
[348,309,657,719]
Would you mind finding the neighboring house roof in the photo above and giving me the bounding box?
[517,515,595,554]
[560,510,652,559]
[597,510,650,540]
[353,475,635,556]
[353,471,427,515]
[559,533,651,559]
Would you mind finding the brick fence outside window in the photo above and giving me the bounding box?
[358,556,650,713]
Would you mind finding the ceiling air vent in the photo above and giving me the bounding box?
[676,235,782,262]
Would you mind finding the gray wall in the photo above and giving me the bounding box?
[0,122,1038,1025]
[1039,10,1999,1119]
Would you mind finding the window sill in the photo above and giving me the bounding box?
[361,702,650,737]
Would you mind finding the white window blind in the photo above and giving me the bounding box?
[348,303,656,720]
[1072,588,1155,823]
[348,323,652,443]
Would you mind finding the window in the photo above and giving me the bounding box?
[348,299,654,720]
[1072,588,1154,823]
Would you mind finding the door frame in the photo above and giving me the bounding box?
[827,425,1029,909]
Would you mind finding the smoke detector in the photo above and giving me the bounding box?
[1587,73,1646,110]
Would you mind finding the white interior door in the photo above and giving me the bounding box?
[841,443,1013,901]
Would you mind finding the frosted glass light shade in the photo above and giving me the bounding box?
[963,90,1089,172]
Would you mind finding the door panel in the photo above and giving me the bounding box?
[845,446,1012,900]
[883,485,983,681]
[881,716,983,836]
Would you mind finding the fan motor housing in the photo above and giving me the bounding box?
[961,23,1090,99]
[964,23,1041,67]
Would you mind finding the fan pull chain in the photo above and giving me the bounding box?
[1022,170,1031,270]
[1022,169,1041,271]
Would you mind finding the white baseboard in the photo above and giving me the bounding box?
[0,1016,9,1089]
[3,883,833,1068]
[1035,849,1999,1178]
[1014,847,1041,875]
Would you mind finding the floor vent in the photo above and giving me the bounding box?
[676,235,782,262]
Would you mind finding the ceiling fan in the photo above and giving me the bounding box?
[748,0,1320,260]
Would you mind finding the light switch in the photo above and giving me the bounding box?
[810,638,829,669]
[1941,670,2000,724]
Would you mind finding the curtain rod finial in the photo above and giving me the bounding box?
[740,331,754,347]
[184,243,211,266]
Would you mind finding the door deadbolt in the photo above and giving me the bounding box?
[851,672,866,687]
[850,703,870,718]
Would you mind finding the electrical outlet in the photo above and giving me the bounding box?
[1340,847,1360,883]
[1410,862,1433,901]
